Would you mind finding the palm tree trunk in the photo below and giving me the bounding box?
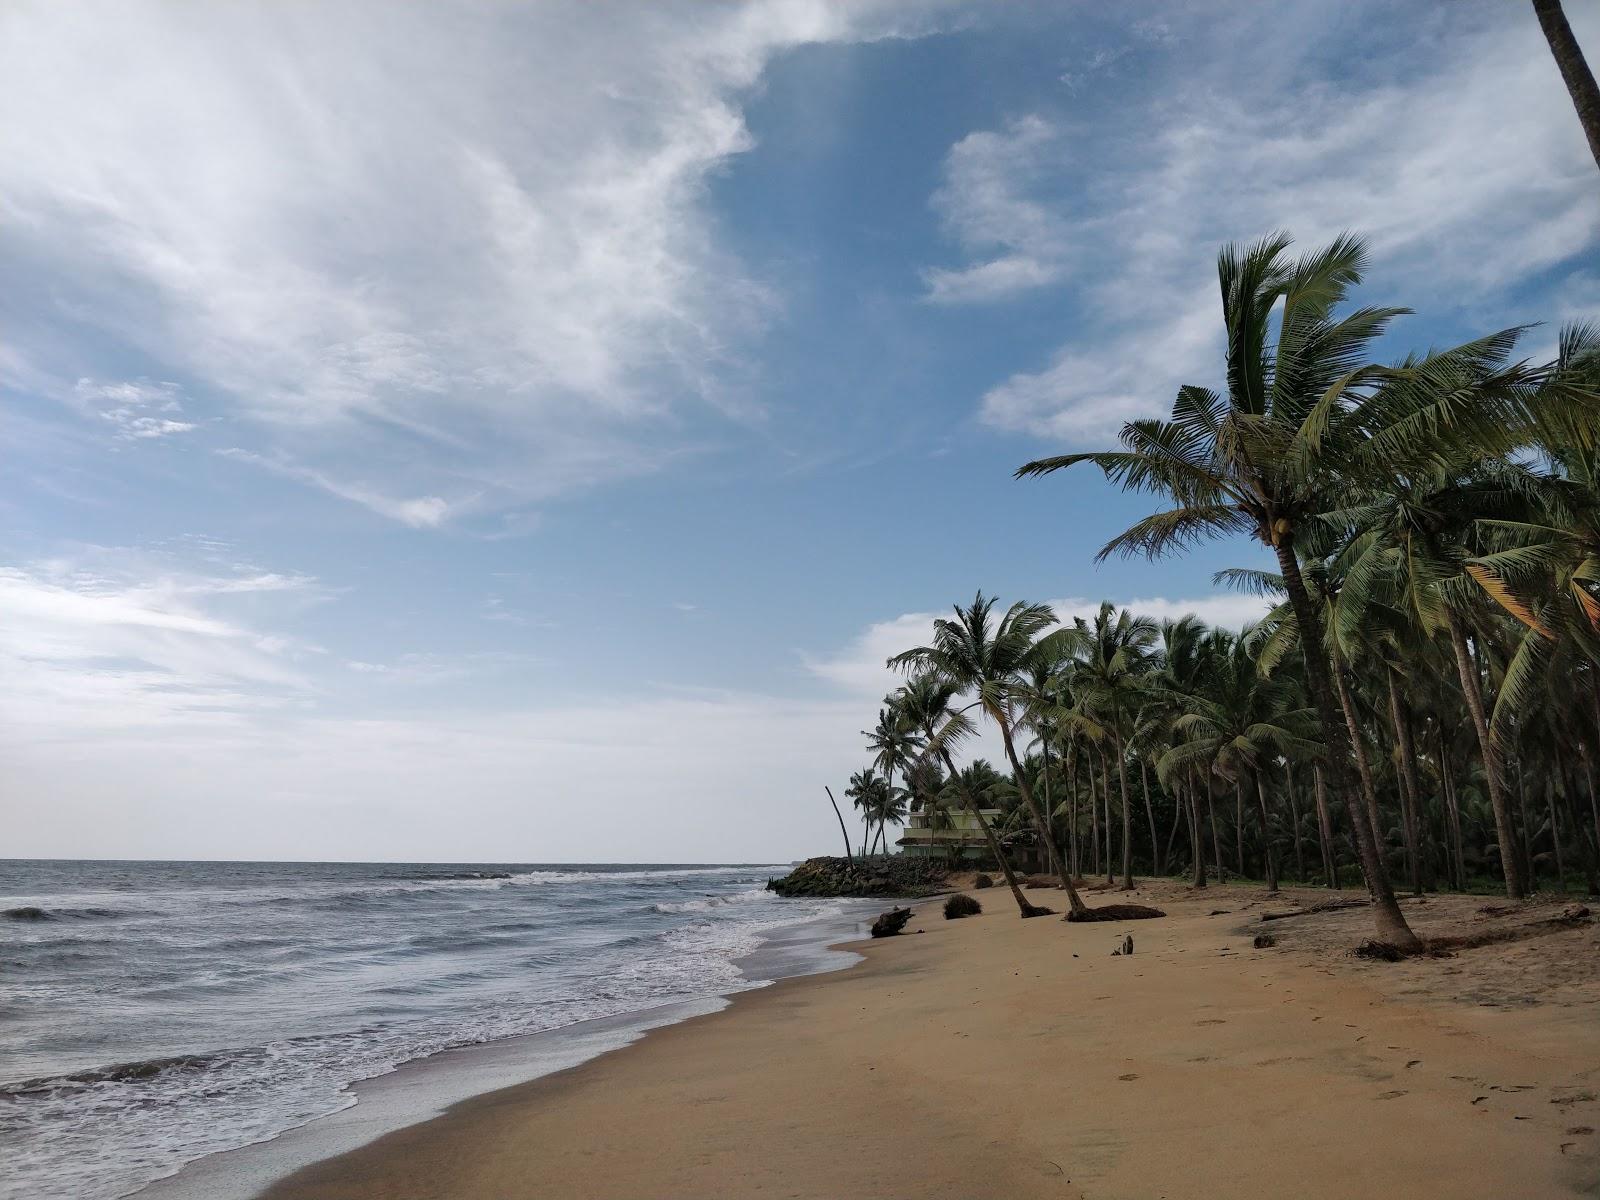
[1067,749,1080,879]
[1313,765,1338,889]
[1532,0,1600,173]
[1164,778,1185,878]
[1586,749,1600,882]
[1141,757,1161,877]
[1273,538,1419,950]
[1437,729,1467,891]
[1189,768,1207,888]
[1549,776,1567,893]
[1091,747,1102,877]
[1100,748,1113,885]
[934,747,1032,916]
[1113,717,1134,890]
[1254,769,1279,892]
[1206,770,1224,880]
[1285,759,1305,883]
[823,786,854,862]
[1446,610,1525,899]
[1333,661,1384,863]
[1386,670,1424,895]
[1515,759,1537,891]
[998,720,1089,914]
[1042,735,1054,872]
[1234,776,1247,878]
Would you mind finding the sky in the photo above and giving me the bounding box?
[3,0,1597,863]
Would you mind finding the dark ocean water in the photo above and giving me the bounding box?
[0,859,852,1200]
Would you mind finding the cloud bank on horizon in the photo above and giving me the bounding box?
[2,0,1595,861]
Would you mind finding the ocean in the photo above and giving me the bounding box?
[0,859,867,1200]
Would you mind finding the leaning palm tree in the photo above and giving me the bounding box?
[1016,233,1423,949]
[890,594,1090,916]
[1533,0,1600,173]
[893,671,1038,915]
[1322,451,1551,898]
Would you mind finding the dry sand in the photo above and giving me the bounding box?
[260,881,1600,1200]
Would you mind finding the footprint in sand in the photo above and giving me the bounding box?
[1196,1018,1226,1026]
[1377,1090,1407,1100]
[1118,1073,1139,1081]
[1406,1060,1422,1069]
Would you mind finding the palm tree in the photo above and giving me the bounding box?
[893,671,1038,915]
[844,768,889,857]
[890,594,1091,916]
[1323,453,1548,898]
[1159,626,1318,893]
[1150,615,1213,887]
[864,701,924,854]
[1533,0,1600,173]
[1064,602,1158,889]
[1017,233,1423,949]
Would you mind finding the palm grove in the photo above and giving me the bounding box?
[839,233,1600,953]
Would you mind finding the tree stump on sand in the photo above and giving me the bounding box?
[1065,903,1166,923]
[870,907,914,938]
[1110,935,1134,956]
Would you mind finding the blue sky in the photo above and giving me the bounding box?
[3,0,1596,862]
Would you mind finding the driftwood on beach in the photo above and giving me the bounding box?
[1260,898,1368,922]
[870,907,914,938]
[1066,903,1166,923]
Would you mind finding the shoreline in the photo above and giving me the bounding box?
[247,880,1600,1200]
[136,898,883,1200]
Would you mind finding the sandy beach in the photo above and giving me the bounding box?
[256,881,1600,1200]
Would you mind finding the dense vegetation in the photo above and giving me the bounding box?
[839,233,1600,950]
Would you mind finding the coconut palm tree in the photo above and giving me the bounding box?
[844,768,889,857]
[864,702,924,851]
[893,671,1038,915]
[1533,0,1600,173]
[1063,602,1158,889]
[1016,233,1425,948]
[890,594,1091,916]
[1159,627,1318,893]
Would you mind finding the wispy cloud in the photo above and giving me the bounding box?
[921,115,1070,304]
[0,1,951,524]
[74,377,197,440]
[217,448,462,529]
[0,550,319,734]
[935,6,1600,441]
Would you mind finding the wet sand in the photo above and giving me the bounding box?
[259,881,1600,1200]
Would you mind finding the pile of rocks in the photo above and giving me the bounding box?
[766,856,950,898]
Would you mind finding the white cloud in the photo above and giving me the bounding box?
[217,448,462,529]
[0,553,318,733]
[958,7,1600,441]
[0,0,947,523]
[73,377,197,440]
[921,115,1070,304]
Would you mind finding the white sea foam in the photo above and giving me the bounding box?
[0,862,845,1200]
